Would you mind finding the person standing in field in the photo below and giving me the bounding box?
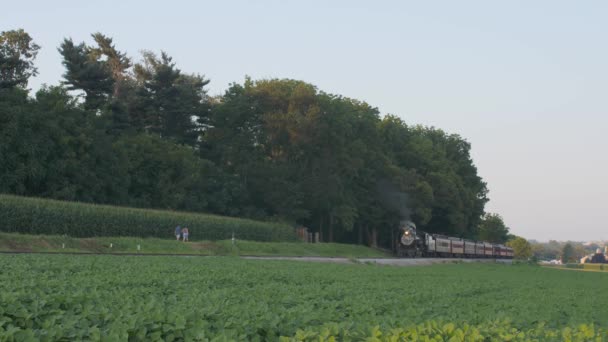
[182,227,189,242]
[175,225,182,241]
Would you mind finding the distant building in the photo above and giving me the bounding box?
[584,247,607,264]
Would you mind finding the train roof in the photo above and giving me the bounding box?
[423,232,511,248]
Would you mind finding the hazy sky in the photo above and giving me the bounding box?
[4,1,608,241]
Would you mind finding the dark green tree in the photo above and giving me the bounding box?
[0,86,37,193]
[0,29,40,89]
[89,33,131,99]
[477,213,510,243]
[561,243,575,264]
[132,51,209,145]
[114,134,212,210]
[58,38,114,111]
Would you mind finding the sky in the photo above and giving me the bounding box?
[3,1,608,241]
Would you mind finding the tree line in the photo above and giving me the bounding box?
[530,240,605,263]
[0,29,512,248]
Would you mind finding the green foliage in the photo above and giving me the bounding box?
[0,256,607,341]
[477,213,510,243]
[132,51,209,145]
[0,194,296,241]
[377,117,487,239]
[2,29,496,248]
[89,32,132,98]
[58,37,114,110]
[562,243,576,264]
[507,236,533,260]
[0,29,40,89]
[280,321,608,341]
[0,85,240,213]
[112,134,214,211]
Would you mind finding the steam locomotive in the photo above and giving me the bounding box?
[396,220,514,259]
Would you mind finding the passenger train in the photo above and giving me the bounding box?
[396,221,514,259]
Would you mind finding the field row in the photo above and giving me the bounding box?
[1,255,607,341]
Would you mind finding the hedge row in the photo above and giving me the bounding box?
[0,194,297,242]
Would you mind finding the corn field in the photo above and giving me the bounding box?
[0,194,296,242]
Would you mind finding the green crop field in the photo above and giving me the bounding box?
[0,194,296,242]
[1,255,607,341]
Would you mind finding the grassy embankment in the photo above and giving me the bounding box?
[0,232,389,258]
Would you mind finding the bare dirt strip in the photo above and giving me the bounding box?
[541,266,607,273]
[0,251,512,265]
[243,256,512,266]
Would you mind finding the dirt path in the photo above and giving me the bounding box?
[541,266,607,273]
[0,251,512,265]
[243,256,513,266]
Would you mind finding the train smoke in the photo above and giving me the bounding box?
[376,180,412,221]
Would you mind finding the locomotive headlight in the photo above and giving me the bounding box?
[400,228,415,246]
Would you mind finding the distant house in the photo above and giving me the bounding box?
[582,248,607,264]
